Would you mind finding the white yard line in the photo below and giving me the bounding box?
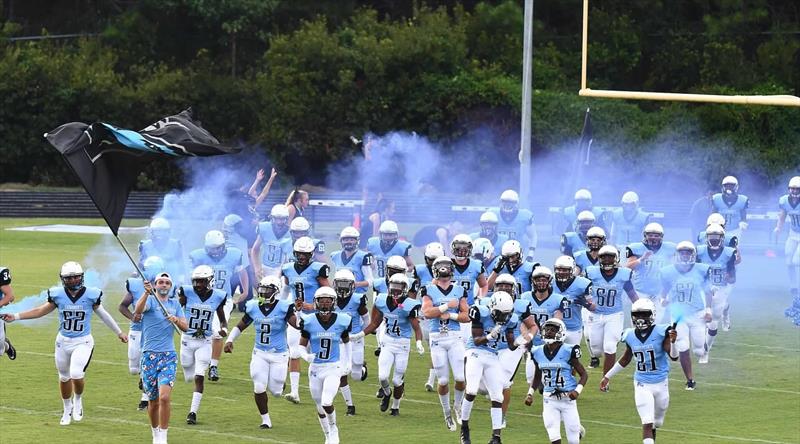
[0,406,296,444]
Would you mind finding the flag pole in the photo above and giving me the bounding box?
[112,234,182,334]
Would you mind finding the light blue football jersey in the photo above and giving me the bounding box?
[560,232,587,257]
[244,299,294,353]
[140,297,184,353]
[179,286,227,338]
[553,276,592,331]
[453,258,485,305]
[573,249,599,274]
[255,221,290,268]
[366,237,412,279]
[779,195,800,234]
[374,293,421,339]
[139,238,185,283]
[627,242,677,295]
[478,294,532,346]
[660,263,711,313]
[331,249,373,294]
[281,237,326,265]
[335,293,368,334]
[562,206,604,231]
[489,208,535,252]
[46,286,102,338]
[225,231,250,268]
[422,283,467,334]
[189,247,244,297]
[586,266,634,315]
[414,264,435,288]
[622,324,672,384]
[281,261,330,314]
[488,258,536,294]
[469,232,509,256]
[521,290,567,345]
[531,343,580,393]
[610,208,651,245]
[125,278,147,332]
[696,245,736,287]
[711,193,749,227]
[466,304,518,354]
[301,312,352,364]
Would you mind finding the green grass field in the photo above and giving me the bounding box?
[1,218,799,444]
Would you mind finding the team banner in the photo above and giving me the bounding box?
[45,108,240,234]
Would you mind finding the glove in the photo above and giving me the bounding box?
[350,331,365,341]
[525,248,536,262]
[493,256,508,274]
[416,340,425,355]
[513,335,528,347]
[487,324,503,340]
[738,221,748,231]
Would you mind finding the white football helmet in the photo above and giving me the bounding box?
[60,261,84,290]
[314,286,337,314]
[432,256,454,279]
[598,245,620,271]
[379,220,400,248]
[472,237,495,264]
[256,276,282,305]
[386,255,407,277]
[501,240,523,266]
[576,210,595,234]
[333,269,356,299]
[191,265,215,292]
[789,176,800,197]
[451,234,473,260]
[722,176,739,195]
[574,189,592,202]
[643,222,664,248]
[223,214,242,237]
[541,318,566,344]
[290,217,311,240]
[553,256,576,284]
[149,217,171,241]
[490,291,514,325]
[204,230,227,259]
[675,241,696,265]
[293,236,315,265]
[339,226,360,252]
[531,266,553,292]
[705,223,725,249]
[424,242,445,264]
[479,211,499,237]
[270,204,290,228]
[493,273,517,298]
[631,298,656,331]
[586,226,606,251]
[500,190,519,214]
[142,256,166,281]
[387,273,409,301]
[621,191,639,205]
[706,213,726,228]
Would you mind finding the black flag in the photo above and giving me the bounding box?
[578,107,593,166]
[45,108,240,234]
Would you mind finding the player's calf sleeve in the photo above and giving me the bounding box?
[706,329,718,350]
[490,406,502,429]
[461,398,474,421]
[380,379,391,396]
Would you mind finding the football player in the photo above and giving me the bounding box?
[224,276,301,429]
[562,189,604,233]
[561,210,596,257]
[601,299,679,444]
[366,220,414,278]
[331,269,370,415]
[0,265,17,360]
[586,246,638,382]
[451,234,489,303]
[415,242,445,392]
[573,227,606,274]
[222,213,253,309]
[525,318,588,444]
[471,238,496,272]
[470,211,509,255]
[696,224,737,346]
[460,291,522,444]
[354,274,424,416]
[626,223,677,323]
[330,226,374,297]
[487,240,538,294]
[520,267,567,385]
[118,256,167,410]
[776,176,800,304]
[491,190,537,260]
[711,176,749,241]
[178,266,229,425]
[420,257,470,431]
[659,241,713,390]
[138,218,185,286]
[610,191,652,246]
[279,217,327,264]
[189,230,247,382]
[251,204,291,278]
[280,236,331,404]
[552,256,594,346]
[4,263,128,425]
[296,287,352,444]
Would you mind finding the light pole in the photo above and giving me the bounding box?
[519,0,534,205]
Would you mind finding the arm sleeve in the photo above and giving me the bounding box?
[242,313,254,326]
[626,247,636,258]
[403,245,411,257]
[570,344,582,361]
[284,304,296,322]
[0,268,11,286]
[469,306,482,329]
[317,264,330,279]
[408,305,420,318]
[94,304,122,335]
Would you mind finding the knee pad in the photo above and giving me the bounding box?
[129,365,140,375]
[69,370,86,380]
[707,320,718,331]
[392,374,404,387]
[59,374,71,383]
[182,366,195,382]
[437,375,450,386]
[253,382,267,394]
[692,344,705,358]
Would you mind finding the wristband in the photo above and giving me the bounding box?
[448,312,459,321]
[575,384,584,394]
[438,303,449,314]
[13,313,20,321]
[226,327,242,344]
[604,362,625,379]
[527,387,535,397]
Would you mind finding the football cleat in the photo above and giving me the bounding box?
[390,408,400,416]
[685,379,696,391]
[722,314,731,331]
[346,405,356,416]
[488,434,502,444]
[380,393,391,412]
[138,400,149,411]
[72,401,83,422]
[376,388,386,399]
[208,365,220,381]
[138,378,144,391]
[360,363,368,381]
[284,393,300,404]
[589,357,600,368]
[446,416,456,431]
[328,426,340,444]
[579,424,586,439]
[60,410,72,426]
[460,424,471,444]
[186,412,197,425]
[454,405,462,425]
[5,339,16,360]
[374,347,381,357]
[500,415,506,429]
[425,382,435,392]
[698,351,709,364]
[259,423,271,429]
